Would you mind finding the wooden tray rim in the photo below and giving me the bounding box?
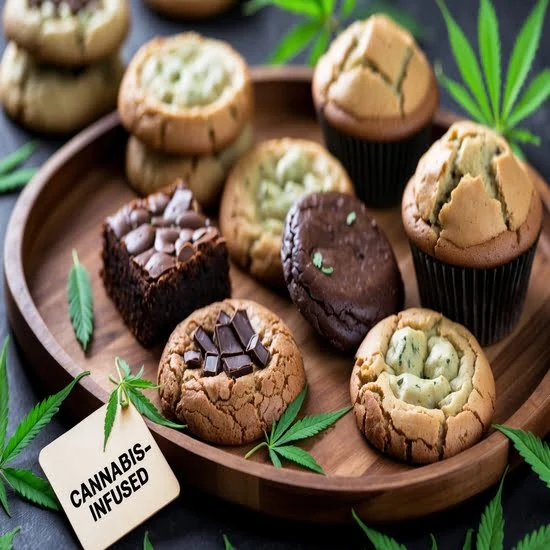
[5,65,550,496]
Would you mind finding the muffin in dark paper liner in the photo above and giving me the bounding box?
[402,121,543,346]
[312,15,438,208]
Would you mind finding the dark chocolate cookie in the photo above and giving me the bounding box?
[281,192,404,352]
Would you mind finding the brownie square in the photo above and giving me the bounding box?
[101,181,231,347]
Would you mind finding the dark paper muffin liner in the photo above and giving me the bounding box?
[318,114,431,208]
[410,240,539,346]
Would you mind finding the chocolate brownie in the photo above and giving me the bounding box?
[101,181,231,347]
[281,192,404,352]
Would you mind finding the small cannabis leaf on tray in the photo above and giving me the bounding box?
[67,250,94,352]
[0,141,38,194]
[243,0,424,66]
[0,336,90,516]
[436,0,550,158]
[143,531,154,550]
[244,385,351,474]
[223,534,236,550]
[0,527,21,550]
[103,358,186,450]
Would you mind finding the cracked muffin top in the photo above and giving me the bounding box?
[312,15,438,141]
[350,308,495,464]
[402,121,543,268]
[219,138,355,286]
[118,33,253,155]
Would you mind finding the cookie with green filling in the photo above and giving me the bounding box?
[350,308,495,464]
[219,138,355,286]
[118,32,253,156]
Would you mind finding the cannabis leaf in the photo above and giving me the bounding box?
[245,385,350,474]
[0,527,20,550]
[476,468,507,550]
[223,534,236,550]
[0,142,38,194]
[430,534,438,550]
[493,424,550,488]
[436,0,550,157]
[513,523,550,550]
[352,509,407,550]
[103,358,185,450]
[143,531,154,550]
[0,336,89,515]
[243,0,424,66]
[67,250,94,352]
[462,529,473,550]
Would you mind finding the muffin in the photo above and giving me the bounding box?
[219,138,355,287]
[402,121,543,346]
[118,32,253,155]
[312,15,438,207]
[282,192,404,352]
[350,308,496,464]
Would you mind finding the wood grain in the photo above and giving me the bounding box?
[4,67,550,523]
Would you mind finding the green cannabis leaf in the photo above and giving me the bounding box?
[0,142,38,193]
[243,0,424,66]
[223,534,236,550]
[0,527,20,550]
[67,250,94,352]
[493,424,550,488]
[513,523,550,550]
[462,528,473,550]
[436,0,550,157]
[352,508,407,549]
[476,468,506,550]
[143,531,154,550]
[244,385,350,474]
[103,358,185,450]
[0,336,90,515]
[430,534,438,550]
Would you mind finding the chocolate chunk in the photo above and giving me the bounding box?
[130,208,149,227]
[133,248,155,268]
[231,310,255,348]
[177,243,195,263]
[107,208,131,239]
[203,353,221,376]
[193,227,218,244]
[246,333,271,367]
[123,224,155,255]
[194,327,217,354]
[222,354,254,378]
[176,211,207,230]
[151,216,171,227]
[214,324,243,356]
[183,350,202,369]
[148,193,170,215]
[144,252,176,278]
[216,311,231,325]
[154,228,180,254]
[164,188,193,222]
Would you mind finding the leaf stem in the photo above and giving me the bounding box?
[244,442,268,460]
[108,375,118,385]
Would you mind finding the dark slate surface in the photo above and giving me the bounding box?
[0,1,548,548]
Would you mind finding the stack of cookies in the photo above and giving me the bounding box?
[118,32,254,208]
[0,0,129,133]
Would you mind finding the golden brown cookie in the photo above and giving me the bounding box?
[118,33,253,155]
[0,41,123,133]
[219,138,355,287]
[350,308,496,464]
[3,0,129,67]
[158,299,306,445]
[125,123,253,208]
[145,0,236,19]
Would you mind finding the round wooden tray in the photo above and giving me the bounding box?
[5,67,550,524]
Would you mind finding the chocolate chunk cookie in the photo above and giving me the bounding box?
[158,299,306,445]
[282,192,404,352]
[3,0,129,67]
[350,308,496,464]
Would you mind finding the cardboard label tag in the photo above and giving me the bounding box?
[39,403,180,550]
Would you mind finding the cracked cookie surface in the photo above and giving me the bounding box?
[402,121,543,268]
[0,41,123,133]
[350,308,495,464]
[3,0,129,66]
[312,14,438,141]
[158,299,306,445]
[126,123,253,208]
[219,138,355,286]
[282,192,403,352]
[118,33,253,156]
